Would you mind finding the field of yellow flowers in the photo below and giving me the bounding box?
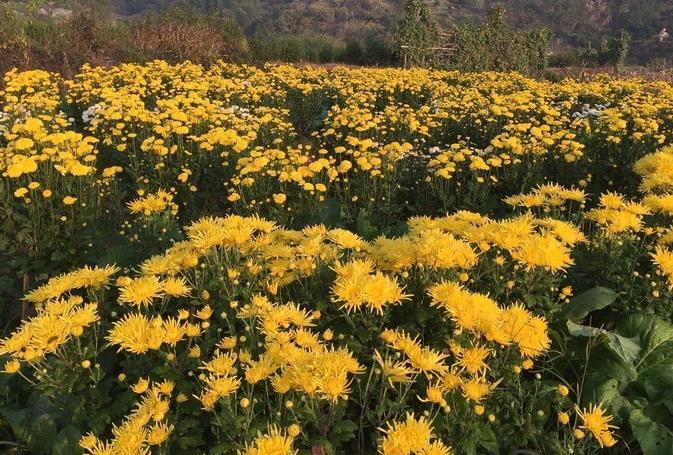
[2,61,673,454]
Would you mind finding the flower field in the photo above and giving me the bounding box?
[3,62,673,454]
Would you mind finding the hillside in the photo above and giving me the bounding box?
[108,0,673,47]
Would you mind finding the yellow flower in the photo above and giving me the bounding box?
[107,313,162,354]
[157,379,175,395]
[242,426,295,455]
[102,166,123,178]
[419,384,444,404]
[461,379,490,402]
[218,336,237,349]
[162,276,191,297]
[42,189,52,198]
[558,411,570,425]
[132,377,150,394]
[6,157,37,178]
[196,305,213,320]
[14,137,35,150]
[14,187,28,198]
[379,413,450,455]
[78,434,99,451]
[273,193,287,204]
[147,422,173,445]
[63,196,77,205]
[456,345,490,375]
[2,359,21,374]
[576,403,618,448]
[188,345,201,358]
[118,276,164,307]
[287,424,300,438]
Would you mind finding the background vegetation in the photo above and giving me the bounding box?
[1,0,671,77]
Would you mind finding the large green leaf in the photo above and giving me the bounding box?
[0,407,28,439]
[52,425,83,455]
[356,210,378,240]
[630,409,673,455]
[579,315,673,454]
[562,286,617,321]
[566,321,641,363]
[615,315,673,390]
[308,198,343,228]
[25,413,57,455]
[585,378,636,421]
[476,425,499,453]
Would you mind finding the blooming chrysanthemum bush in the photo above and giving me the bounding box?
[3,62,673,454]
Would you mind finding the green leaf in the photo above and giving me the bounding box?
[26,413,57,455]
[566,321,602,337]
[607,333,642,364]
[208,443,231,455]
[579,315,673,454]
[566,321,641,363]
[0,408,28,439]
[309,198,343,228]
[52,425,82,455]
[630,409,673,455]
[585,378,636,422]
[562,286,617,321]
[331,419,358,443]
[476,425,499,453]
[615,315,673,390]
[97,243,137,268]
[356,210,377,240]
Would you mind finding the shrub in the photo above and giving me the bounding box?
[129,7,249,64]
[448,5,552,77]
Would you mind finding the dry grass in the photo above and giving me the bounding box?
[0,7,248,78]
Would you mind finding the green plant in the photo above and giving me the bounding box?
[554,287,673,454]
[446,5,552,76]
[395,0,439,67]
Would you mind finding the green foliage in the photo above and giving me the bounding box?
[395,0,439,66]
[448,5,552,76]
[250,32,345,64]
[3,0,672,67]
[555,288,673,454]
[571,30,632,67]
[249,31,394,65]
[585,315,673,453]
[561,287,617,321]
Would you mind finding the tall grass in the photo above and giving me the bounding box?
[250,32,395,65]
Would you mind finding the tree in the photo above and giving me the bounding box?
[396,0,438,67]
[448,4,552,76]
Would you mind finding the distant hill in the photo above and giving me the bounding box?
[28,1,673,62]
